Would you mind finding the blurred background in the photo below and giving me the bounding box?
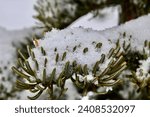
[0,0,37,30]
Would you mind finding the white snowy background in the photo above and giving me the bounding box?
[0,0,37,99]
[0,1,119,81]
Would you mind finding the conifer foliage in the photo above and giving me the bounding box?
[34,0,150,31]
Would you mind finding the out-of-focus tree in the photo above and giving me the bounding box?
[34,0,150,31]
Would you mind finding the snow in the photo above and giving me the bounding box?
[81,91,94,100]
[102,14,150,52]
[0,1,120,99]
[30,14,150,79]
[23,14,150,99]
[136,57,150,81]
[70,6,119,31]
[0,0,149,99]
[71,6,150,52]
[29,28,114,79]
[0,27,38,99]
[136,42,150,81]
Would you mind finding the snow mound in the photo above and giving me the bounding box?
[103,13,150,51]
[30,14,150,79]
[70,6,119,31]
[15,14,149,99]
[29,28,115,79]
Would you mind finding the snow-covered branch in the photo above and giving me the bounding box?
[12,14,150,100]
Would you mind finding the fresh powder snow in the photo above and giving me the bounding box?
[25,14,150,99]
